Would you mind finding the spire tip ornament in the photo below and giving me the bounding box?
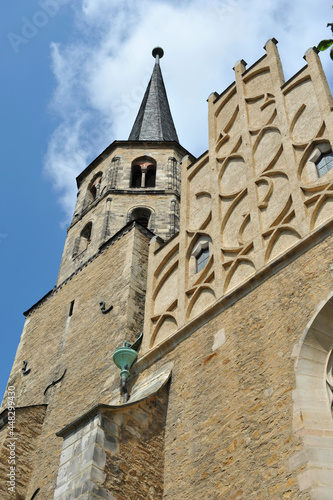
[152,47,164,59]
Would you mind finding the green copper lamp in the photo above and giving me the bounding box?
[112,341,138,403]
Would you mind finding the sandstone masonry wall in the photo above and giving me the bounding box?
[1,225,150,499]
[0,405,46,500]
[136,230,333,499]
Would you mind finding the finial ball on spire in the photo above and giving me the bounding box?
[152,47,164,59]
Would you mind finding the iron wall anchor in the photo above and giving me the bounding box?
[99,301,113,314]
[44,369,67,396]
[22,360,31,376]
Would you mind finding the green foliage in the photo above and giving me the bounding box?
[317,39,333,51]
[317,10,333,60]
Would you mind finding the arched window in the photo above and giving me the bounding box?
[83,173,103,209]
[196,247,210,273]
[145,166,156,187]
[79,222,92,252]
[72,222,93,258]
[89,173,102,199]
[189,236,212,275]
[130,157,156,188]
[131,165,142,188]
[308,143,333,180]
[315,151,333,177]
[293,295,333,496]
[130,207,151,228]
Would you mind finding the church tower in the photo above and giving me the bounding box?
[57,47,193,285]
[0,47,194,500]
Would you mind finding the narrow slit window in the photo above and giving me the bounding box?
[69,300,75,317]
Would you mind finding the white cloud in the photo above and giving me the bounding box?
[44,0,333,222]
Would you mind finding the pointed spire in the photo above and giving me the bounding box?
[128,47,179,142]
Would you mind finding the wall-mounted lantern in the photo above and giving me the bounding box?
[112,333,142,403]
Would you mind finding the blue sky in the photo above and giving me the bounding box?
[1,0,333,402]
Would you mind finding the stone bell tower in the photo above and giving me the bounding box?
[0,47,194,500]
[57,47,193,286]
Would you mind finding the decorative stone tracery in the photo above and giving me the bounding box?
[144,40,333,351]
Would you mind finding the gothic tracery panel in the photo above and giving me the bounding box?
[145,43,333,351]
[187,157,212,231]
[150,242,180,347]
[246,94,277,130]
[215,87,242,157]
[243,62,301,263]
[284,74,333,233]
[284,77,323,144]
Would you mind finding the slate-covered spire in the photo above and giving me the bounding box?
[128,47,179,142]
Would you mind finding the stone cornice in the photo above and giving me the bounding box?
[69,187,181,231]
